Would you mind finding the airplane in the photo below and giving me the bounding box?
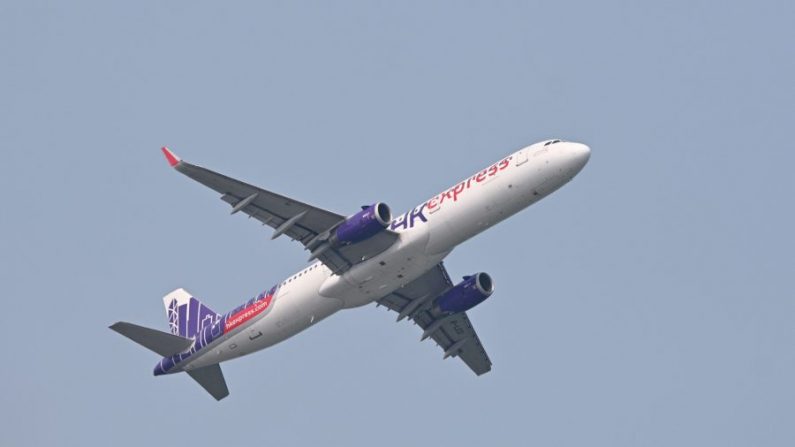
[110,139,590,400]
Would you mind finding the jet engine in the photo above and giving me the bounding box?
[434,272,494,314]
[331,202,392,246]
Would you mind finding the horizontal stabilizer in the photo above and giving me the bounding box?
[187,364,229,401]
[110,322,193,357]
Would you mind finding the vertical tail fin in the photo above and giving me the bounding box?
[163,288,221,339]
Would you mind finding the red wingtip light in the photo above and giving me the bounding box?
[161,147,181,167]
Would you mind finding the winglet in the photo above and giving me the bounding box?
[161,147,181,167]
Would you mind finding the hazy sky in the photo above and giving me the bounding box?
[2,1,794,446]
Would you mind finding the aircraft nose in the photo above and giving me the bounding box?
[566,142,591,171]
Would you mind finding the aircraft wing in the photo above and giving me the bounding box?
[377,263,492,375]
[161,148,398,274]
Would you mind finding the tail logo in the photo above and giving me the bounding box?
[166,296,221,339]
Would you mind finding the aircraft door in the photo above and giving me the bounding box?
[515,148,529,166]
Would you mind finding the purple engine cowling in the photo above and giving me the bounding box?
[333,203,392,245]
[435,273,494,314]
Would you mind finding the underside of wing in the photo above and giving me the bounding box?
[162,148,398,274]
[414,310,492,375]
[377,263,493,375]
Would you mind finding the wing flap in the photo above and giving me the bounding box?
[172,158,343,239]
[219,193,328,244]
[415,310,492,375]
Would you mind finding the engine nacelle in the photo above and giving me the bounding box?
[332,202,392,246]
[434,272,494,314]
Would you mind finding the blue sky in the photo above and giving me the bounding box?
[1,1,794,446]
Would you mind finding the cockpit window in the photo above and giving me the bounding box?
[544,139,562,146]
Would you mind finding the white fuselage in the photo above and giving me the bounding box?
[179,140,590,371]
